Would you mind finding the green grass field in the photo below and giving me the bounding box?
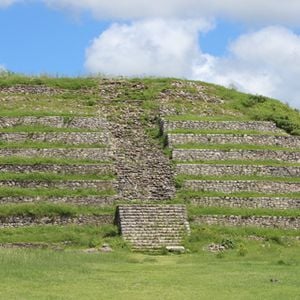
[0,225,299,300]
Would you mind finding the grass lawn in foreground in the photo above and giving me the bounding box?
[0,225,299,300]
[0,247,299,300]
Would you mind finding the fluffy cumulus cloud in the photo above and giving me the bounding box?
[45,0,300,26]
[195,26,300,108]
[85,19,212,77]
[85,23,300,108]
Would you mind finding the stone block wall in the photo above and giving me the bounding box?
[162,120,283,133]
[0,164,115,175]
[0,148,114,161]
[168,134,300,148]
[0,195,117,205]
[0,214,114,228]
[0,180,116,190]
[184,180,300,193]
[193,215,300,229]
[189,196,300,209]
[0,132,109,145]
[172,149,300,163]
[176,164,300,177]
[0,116,108,129]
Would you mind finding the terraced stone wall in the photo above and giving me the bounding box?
[189,197,300,209]
[162,120,283,133]
[0,215,114,228]
[168,134,300,148]
[0,148,114,160]
[0,196,116,205]
[172,149,300,162]
[0,117,108,129]
[184,180,300,193]
[176,164,300,177]
[0,164,114,175]
[0,132,109,145]
[193,215,300,230]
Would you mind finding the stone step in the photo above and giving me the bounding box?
[0,117,108,130]
[0,148,113,161]
[0,180,116,190]
[172,149,300,163]
[176,164,300,177]
[0,164,115,175]
[189,196,300,209]
[162,120,283,133]
[116,205,190,250]
[168,134,300,148]
[0,196,117,205]
[123,234,183,239]
[0,132,109,145]
[193,215,300,230]
[183,180,300,194]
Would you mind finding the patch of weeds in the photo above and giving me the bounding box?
[237,243,248,256]
[268,236,285,246]
[221,238,235,249]
[88,238,101,248]
[86,100,97,107]
[103,228,119,238]
[159,246,169,256]
[243,95,267,107]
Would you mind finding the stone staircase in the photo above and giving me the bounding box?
[115,205,190,250]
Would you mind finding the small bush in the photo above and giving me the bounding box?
[242,95,267,107]
[221,238,235,249]
[268,236,285,245]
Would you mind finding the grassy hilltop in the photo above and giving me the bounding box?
[0,74,299,299]
[0,74,299,134]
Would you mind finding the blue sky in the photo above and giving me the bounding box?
[0,2,110,75]
[0,1,300,108]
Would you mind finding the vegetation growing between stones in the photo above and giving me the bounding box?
[0,188,116,198]
[0,141,106,149]
[175,174,300,186]
[0,172,115,181]
[0,203,115,217]
[167,129,287,136]
[176,190,300,199]
[0,125,100,133]
[172,143,300,151]
[0,157,112,165]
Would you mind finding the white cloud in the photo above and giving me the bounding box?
[85,22,300,108]
[196,26,300,108]
[85,19,213,77]
[45,0,300,26]
[0,0,18,7]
